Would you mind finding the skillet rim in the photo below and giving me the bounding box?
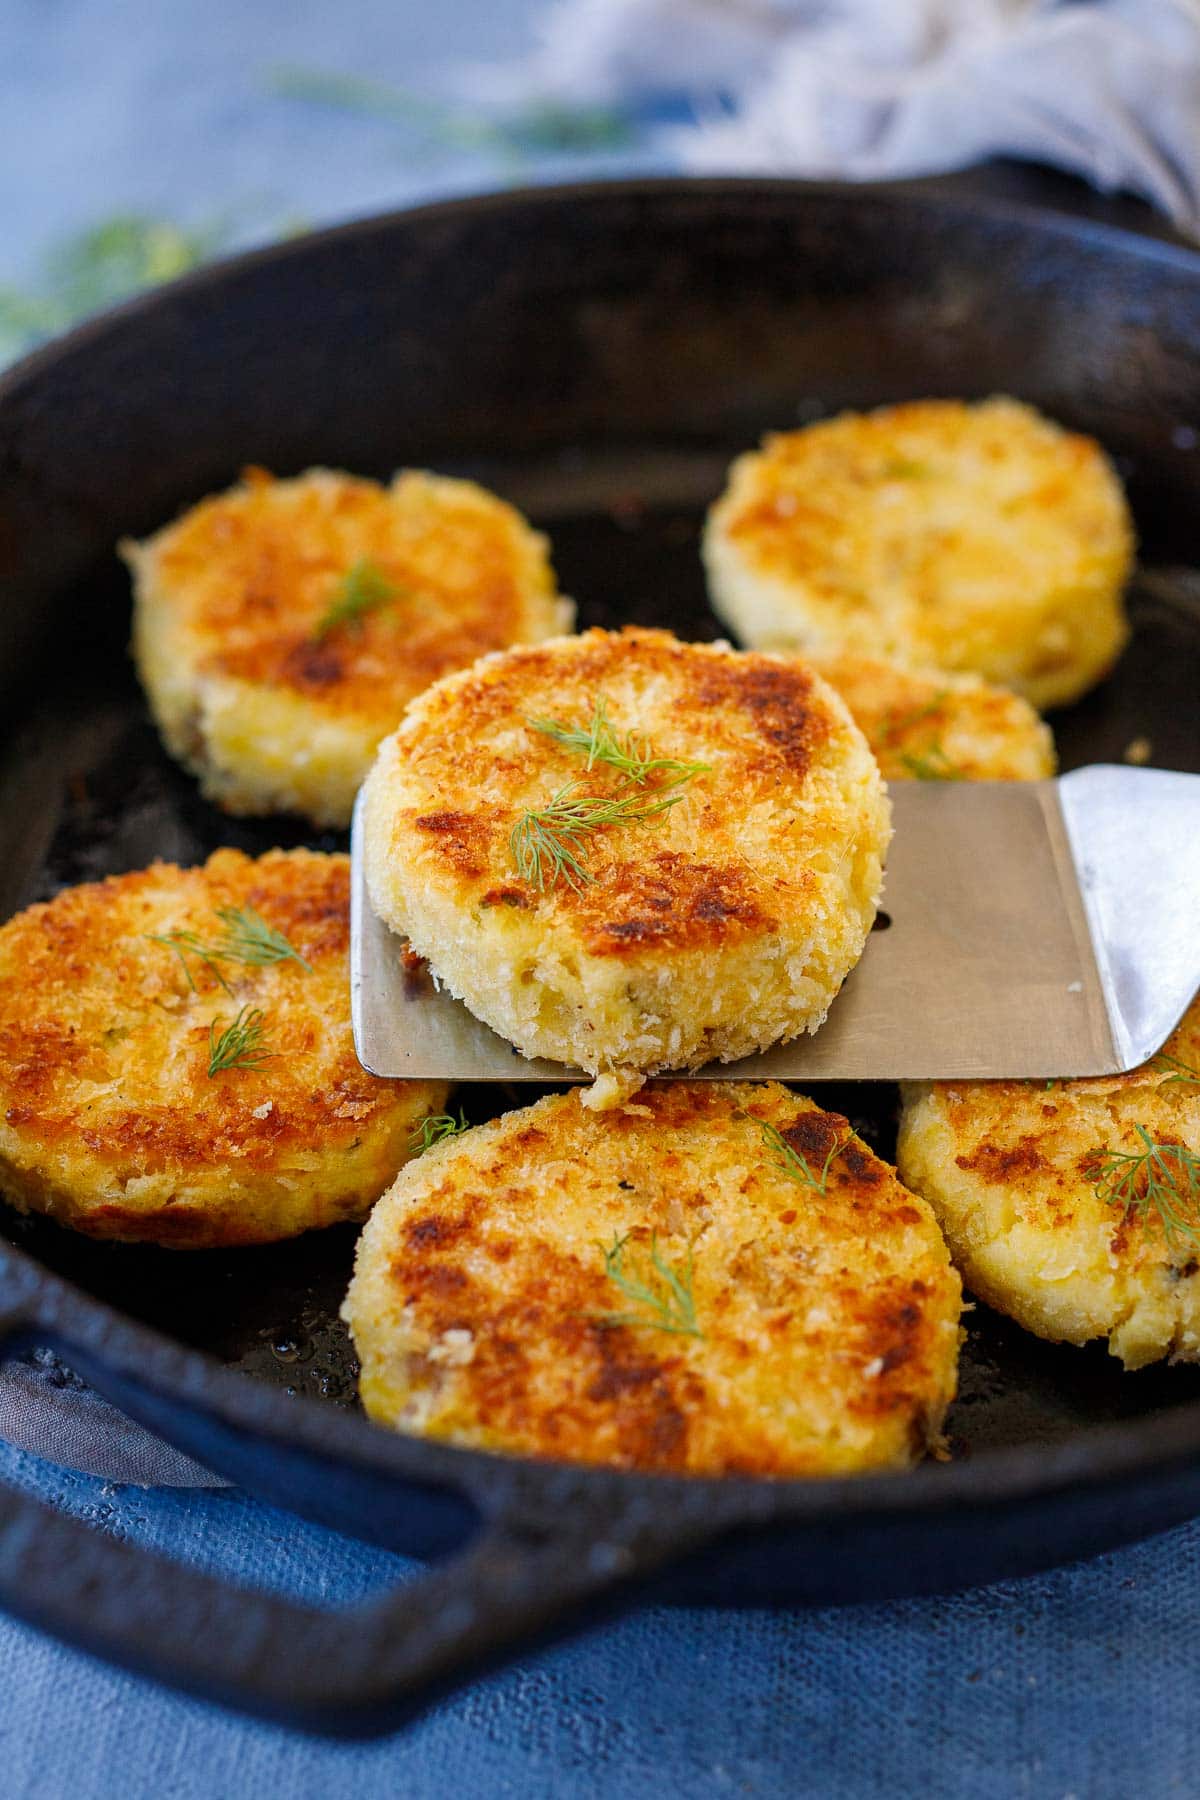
[2,172,1199,415]
[2,171,1199,1526]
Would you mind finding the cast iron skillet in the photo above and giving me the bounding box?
[0,177,1199,1736]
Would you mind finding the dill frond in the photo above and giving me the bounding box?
[1154,1052,1200,1087]
[146,906,309,992]
[409,1108,470,1153]
[510,779,687,892]
[211,906,312,972]
[207,1005,275,1077]
[314,558,400,639]
[595,1231,702,1338]
[145,930,234,997]
[750,1115,841,1195]
[1088,1125,1200,1251]
[529,693,710,788]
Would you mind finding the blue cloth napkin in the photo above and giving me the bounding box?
[5,1431,1200,1797]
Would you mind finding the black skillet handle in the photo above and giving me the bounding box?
[0,1471,658,1735]
[0,1283,701,1735]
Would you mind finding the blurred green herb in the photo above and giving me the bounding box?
[595,1230,702,1338]
[314,559,401,639]
[269,65,636,168]
[876,690,964,780]
[898,740,965,782]
[1154,1051,1200,1087]
[0,215,228,363]
[878,693,948,748]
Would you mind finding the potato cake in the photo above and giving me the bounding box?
[344,1082,962,1476]
[0,849,447,1247]
[126,466,572,827]
[362,627,891,1098]
[809,651,1056,781]
[898,995,1200,1368]
[703,398,1134,710]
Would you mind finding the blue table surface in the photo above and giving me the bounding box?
[3,3,1199,1794]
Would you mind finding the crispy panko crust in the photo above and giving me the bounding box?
[362,627,891,1088]
[345,1082,962,1476]
[126,466,572,826]
[898,995,1200,1368]
[0,849,446,1246]
[704,397,1134,710]
[809,651,1056,782]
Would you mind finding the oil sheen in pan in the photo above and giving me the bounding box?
[2,474,1199,1458]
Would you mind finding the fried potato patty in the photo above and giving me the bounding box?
[0,850,446,1247]
[898,996,1200,1368]
[126,466,572,827]
[809,651,1056,782]
[704,398,1134,710]
[362,627,890,1091]
[345,1082,962,1475]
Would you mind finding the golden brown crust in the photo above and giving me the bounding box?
[0,850,445,1246]
[362,627,891,1077]
[808,652,1056,782]
[393,632,833,952]
[345,1082,962,1476]
[125,467,571,825]
[703,397,1134,710]
[898,995,1200,1368]
[142,466,561,717]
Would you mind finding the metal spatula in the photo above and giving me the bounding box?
[350,765,1200,1084]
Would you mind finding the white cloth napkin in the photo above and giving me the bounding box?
[481,0,1200,236]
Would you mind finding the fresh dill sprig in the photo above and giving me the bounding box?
[594,1231,702,1338]
[146,928,234,997]
[146,906,309,993]
[410,1108,470,1153]
[750,1115,841,1195]
[207,1005,275,1077]
[211,906,312,972]
[1154,1052,1200,1087]
[510,779,687,892]
[1087,1125,1200,1251]
[528,694,711,788]
[314,559,400,639]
